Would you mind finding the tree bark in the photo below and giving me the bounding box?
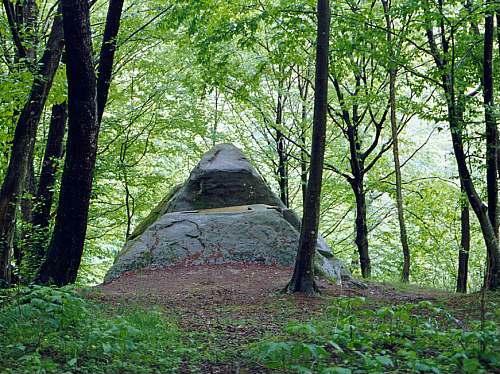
[37,0,97,286]
[286,0,329,295]
[382,0,410,282]
[96,0,124,124]
[352,178,371,278]
[424,5,500,289]
[275,91,289,207]
[0,9,64,286]
[484,2,498,240]
[37,0,124,285]
[28,102,67,272]
[448,101,500,288]
[298,75,310,206]
[456,182,470,293]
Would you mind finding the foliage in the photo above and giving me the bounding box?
[0,0,495,291]
[0,286,192,373]
[249,297,500,373]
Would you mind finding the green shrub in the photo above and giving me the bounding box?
[0,286,191,374]
[248,297,500,373]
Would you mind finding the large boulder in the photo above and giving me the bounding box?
[105,144,350,283]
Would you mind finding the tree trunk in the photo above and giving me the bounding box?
[300,129,308,207]
[447,100,500,289]
[425,14,500,289]
[352,178,371,278]
[382,0,410,282]
[0,10,64,286]
[28,102,67,272]
[37,0,124,286]
[484,3,498,240]
[456,182,470,293]
[37,0,98,286]
[495,11,500,181]
[299,76,309,206]
[96,0,124,124]
[286,0,330,295]
[276,91,288,207]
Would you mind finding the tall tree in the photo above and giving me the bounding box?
[423,0,500,289]
[37,0,124,285]
[286,0,330,295]
[37,0,97,286]
[483,0,498,240]
[0,8,64,285]
[382,0,410,282]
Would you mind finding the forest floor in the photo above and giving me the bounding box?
[88,263,496,373]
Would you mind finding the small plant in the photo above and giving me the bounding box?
[0,286,193,373]
[248,297,500,373]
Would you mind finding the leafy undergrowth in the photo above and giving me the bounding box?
[0,286,193,374]
[248,296,500,374]
[2,272,500,373]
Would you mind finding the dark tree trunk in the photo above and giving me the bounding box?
[456,182,470,293]
[495,11,500,181]
[96,0,124,124]
[346,121,371,278]
[28,102,67,271]
[352,178,371,278]
[37,0,98,286]
[484,3,498,240]
[286,0,329,295]
[275,92,288,207]
[32,103,67,230]
[37,0,124,286]
[425,8,500,289]
[0,10,64,285]
[300,132,308,207]
[298,76,310,206]
[448,103,500,288]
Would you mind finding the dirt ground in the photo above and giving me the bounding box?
[95,263,440,310]
[90,263,451,373]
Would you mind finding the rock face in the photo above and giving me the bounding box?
[105,144,350,283]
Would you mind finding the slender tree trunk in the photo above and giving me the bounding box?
[298,76,310,206]
[352,178,371,278]
[37,0,98,286]
[447,101,500,288]
[276,91,288,206]
[28,102,67,272]
[495,10,500,181]
[346,123,371,278]
[96,0,124,124]
[286,0,330,295]
[425,12,500,289]
[484,2,498,240]
[300,129,308,207]
[456,182,470,293]
[0,10,63,286]
[382,0,410,282]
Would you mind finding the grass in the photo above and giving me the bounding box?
[1,284,499,373]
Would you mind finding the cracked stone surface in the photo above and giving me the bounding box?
[105,206,299,282]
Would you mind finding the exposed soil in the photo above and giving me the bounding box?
[91,263,447,373]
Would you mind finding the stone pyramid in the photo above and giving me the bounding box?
[104,144,349,283]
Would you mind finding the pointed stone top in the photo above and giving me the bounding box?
[166,143,285,212]
[197,143,256,173]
